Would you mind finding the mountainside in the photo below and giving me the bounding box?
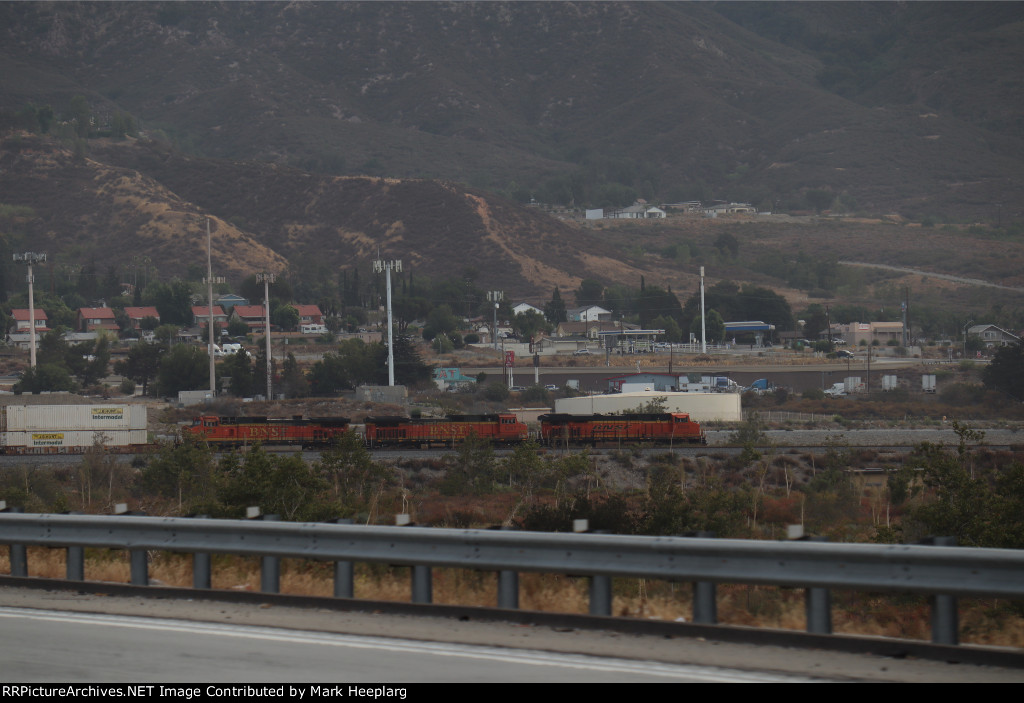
[1,2,1021,219]
[0,134,664,298]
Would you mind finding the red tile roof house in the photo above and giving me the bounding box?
[78,307,119,332]
[294,304,324,326]
[123,306,161,331]
[232,304,268,332]
[192,305,228,326]
[12,308,49,332]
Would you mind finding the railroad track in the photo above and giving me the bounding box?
[0,443,1016,465]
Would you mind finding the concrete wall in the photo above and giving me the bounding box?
[356,385,408,405]
[554,391,742,422]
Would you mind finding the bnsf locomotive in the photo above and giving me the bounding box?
[184,415,352,448]
[180,412,706,450]
[539,412,707,446]
[363,413,529,448]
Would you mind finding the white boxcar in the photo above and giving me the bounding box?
[1,404,146,432]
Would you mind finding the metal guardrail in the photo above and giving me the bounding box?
[2,513,1023,646]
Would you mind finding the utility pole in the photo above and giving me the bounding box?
[204,219,225,396]
[373,258,402,386]
[257,272,276,400]
[13,252,46,368]
[902,287,909,348]
[488,290,503,350]
[699,266,707,354]
[825,304,832,348]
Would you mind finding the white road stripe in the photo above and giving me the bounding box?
[0,606,824,682]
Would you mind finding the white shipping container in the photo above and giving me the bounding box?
[844,377,863,393]
[882,375,898,391]
[922,374,937,393]
[2,429,148,449]
[2,404,147,432]
[555,391,742,422]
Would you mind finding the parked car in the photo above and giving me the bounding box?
[836,349,855,359]
[572,348,592,356]
[544,384,559,391]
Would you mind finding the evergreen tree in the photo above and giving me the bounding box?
[115,341,166,396]
[544,287,567,324]
[390,333,431,386]
[219,351,255,397]
[280,352,310,397]
[982,343,1024,401]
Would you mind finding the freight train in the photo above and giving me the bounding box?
[363,413,528,448]
[180,412,707,449]
[184,415,352,448]
[0,404,706,454]
[538,412,707,446]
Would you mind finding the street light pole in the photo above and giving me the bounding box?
[700,266,707,354]
[204,219,225,396]
[13,252,46,368]
[257,273,276,400]
[488,290,503,350]
[373,259,402,386]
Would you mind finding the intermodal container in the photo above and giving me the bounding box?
[2,405,147,432]
[2,429,148,449]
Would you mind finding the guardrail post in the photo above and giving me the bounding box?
[123,510,148,586]
[925,536,959,645]
[412,563,432,604]
[692,531,717,624]
[588,529,612,617]
[589,574,612,616]
[495,525,518,610]
[260,514,280,594]
[333,518,354,599]
[400,519,432,604]
[3,506,27,577]
[65,511,84,581]
[191,515,211,590]
[804,536,832,634]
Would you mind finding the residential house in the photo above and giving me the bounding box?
[512,302,543,317]
[12,308,48,333]
[78,307,118,333]
[214,294,249,313]
[293,304,324,326]
[606,203,667,219]
[555,321,606,340]
[566,305,611,323]
[192,305,228,327]
[968,324,1021,348]
[123,306,161,332]
[231,304,268,332]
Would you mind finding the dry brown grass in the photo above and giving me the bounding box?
[3,547,1022,647]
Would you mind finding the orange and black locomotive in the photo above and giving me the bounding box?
[184,415,352,448]
[538,412,707,446]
